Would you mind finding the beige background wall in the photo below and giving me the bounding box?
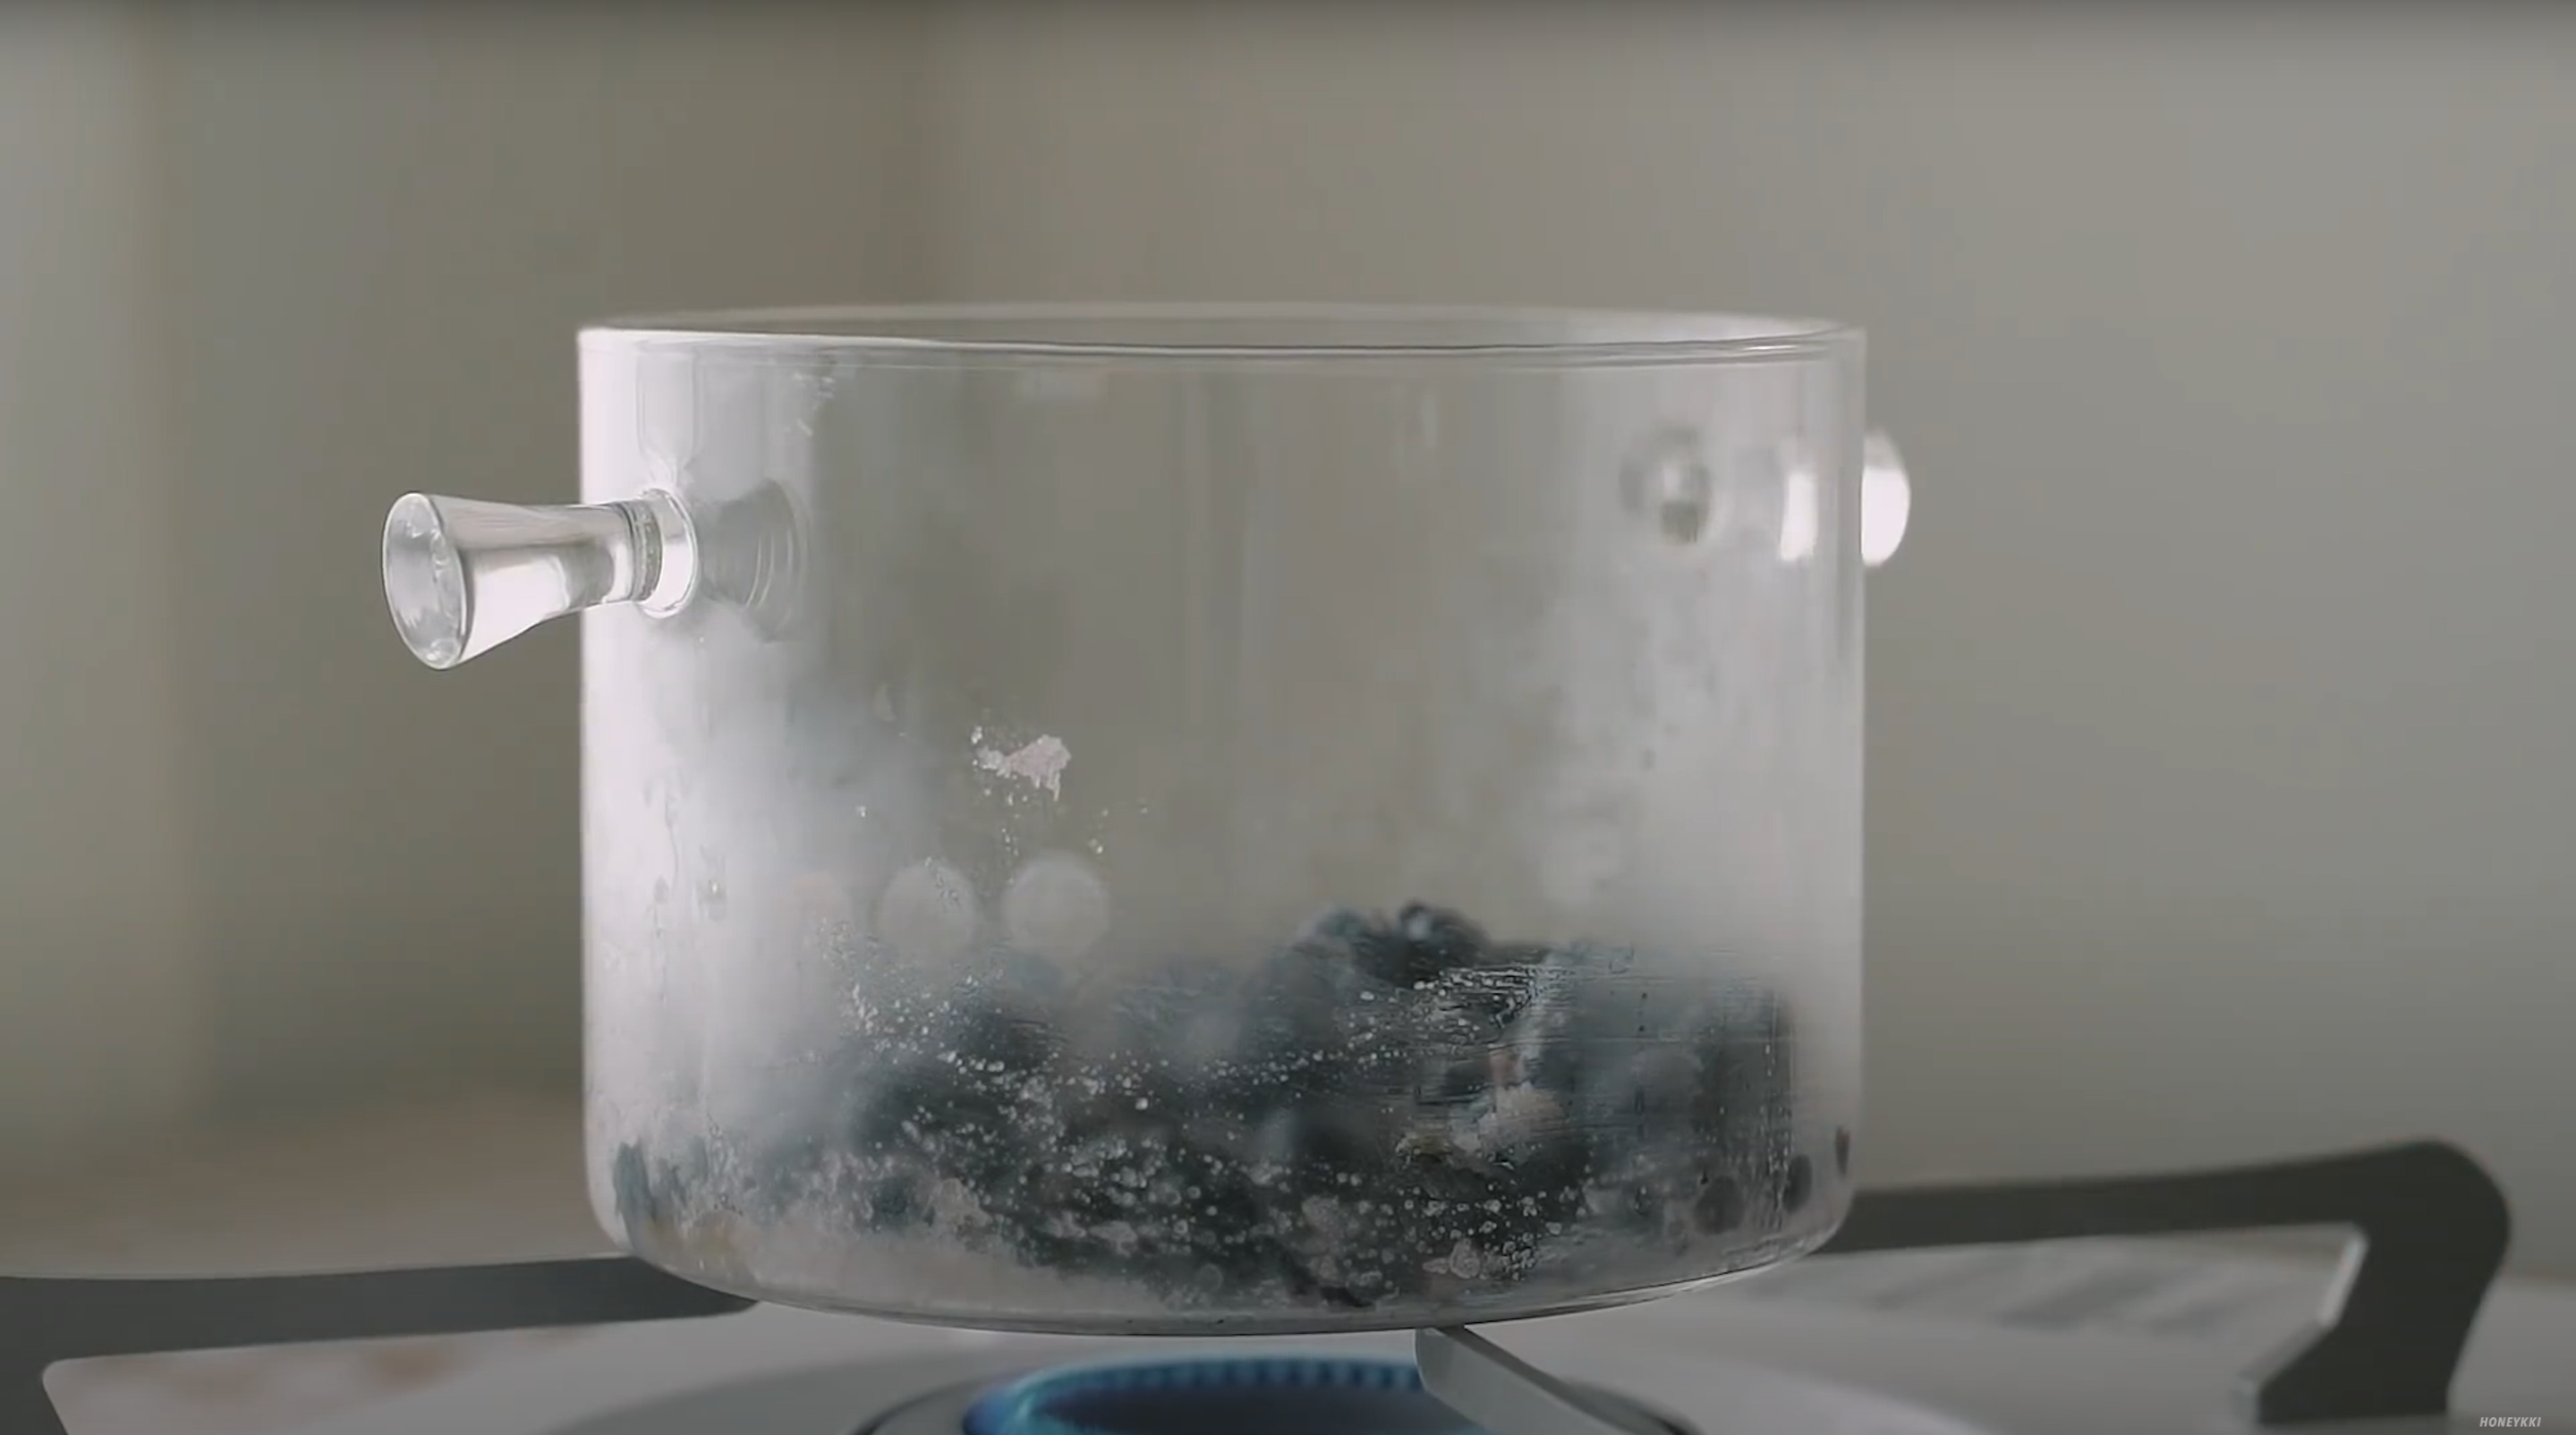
[4,7,2571,1271]
[0,7,928,1142]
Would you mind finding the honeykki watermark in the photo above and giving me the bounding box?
[2478,1418,2544,1428]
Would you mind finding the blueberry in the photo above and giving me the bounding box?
[1497,1125,1594,1206]
[609,1141,664,1235]
[1010,1115,1279,1297]
[1298,906,1382,952]
[608,1138,709,1245]
[1419,961,1543,1038]
[1496,948,1618,1100]
[844,966,956,1067]
[1424,1055,1492,1107]
[1780,1153,1815,1214]
[1284,1267,1373,1310]
[944,990,1063,1074]
[863,1167,934,1231]
[1247,1105,1393,1198]
[1394,1129,1588,1283]
[1283,1193,1433,1303]
[1234,945,1400,1106]
[849,1033,1055,1220]
[742,1129,845,1219]
[849,1061,956,1157]
[1626,1182,1663,1222]
[1393,903,1491,979]
[1096,962,1250,1109]
[974,942,1071,998]
[1689,987,1797,1154]
[1254,919,1374,1009]
[1692,1172,1746,1235]
[1396,1133,1511,1202]
[1297,905,1441,989]
[1484,940,1555,966]
[821,938,1080,1244]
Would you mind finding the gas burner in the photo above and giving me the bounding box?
[950,1354,1489,1435]
[0,1142,2519,1435]
[883,1353,1675,1435]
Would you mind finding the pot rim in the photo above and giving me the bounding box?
[582,301,1859,369]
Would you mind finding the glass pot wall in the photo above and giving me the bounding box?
[380,306,1910,1335]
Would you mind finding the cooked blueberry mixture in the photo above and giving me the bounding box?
[611,904,1816,1314]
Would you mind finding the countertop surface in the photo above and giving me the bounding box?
[0,1087,609,1434]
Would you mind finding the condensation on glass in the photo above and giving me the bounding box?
[379,305,1912,1335]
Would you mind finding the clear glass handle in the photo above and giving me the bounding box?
[1767,429,1913,569]
[381,489,698,669]
[1860,429,1912,567]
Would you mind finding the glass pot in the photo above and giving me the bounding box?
[379,305,1912,1335]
